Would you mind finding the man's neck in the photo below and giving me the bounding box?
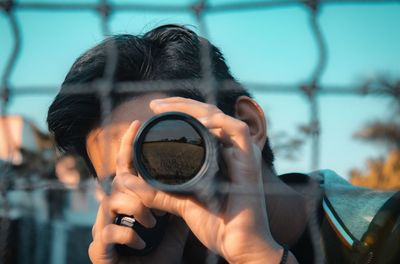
[262,162,311,246]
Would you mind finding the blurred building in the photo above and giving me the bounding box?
[0,115,53,166]
[0,115,97,264]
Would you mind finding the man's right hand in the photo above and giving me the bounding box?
[88,122,188,264]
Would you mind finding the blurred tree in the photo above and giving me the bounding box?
[350,77,400,190]
[271,131,305,161]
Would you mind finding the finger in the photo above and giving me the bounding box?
[108,192,156,228]
[207,128,235,147]
[90,201,114,261]
[88,240,115,264]
[201,128,243,149]
[151,96,203,105]
[93,201,112,240]
[152,209,167,216]
[92,224,97,240]
[122,175,190,217]
[150,97,217,117]
[116,120,141,175]
[102,224,146,249]
[150,98,252,152]
[201,113,252,150]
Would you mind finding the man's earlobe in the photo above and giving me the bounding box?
[234,96,267,149]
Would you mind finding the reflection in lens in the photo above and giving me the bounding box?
[140,120,205,185]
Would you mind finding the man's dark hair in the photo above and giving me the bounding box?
[47,24,274,176]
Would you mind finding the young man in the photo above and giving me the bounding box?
[47,25,399,263]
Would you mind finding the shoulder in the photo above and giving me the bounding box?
[313,170,400,263]
[279,170,400,263]
[314,169,396,241]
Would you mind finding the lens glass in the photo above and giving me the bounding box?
[140,119,205,185]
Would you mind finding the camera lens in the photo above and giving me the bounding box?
[133,112,222,198]
[140,119,205,185]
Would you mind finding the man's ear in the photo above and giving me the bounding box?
[234,96,267,149]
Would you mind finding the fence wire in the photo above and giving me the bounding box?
[0,0,399,263]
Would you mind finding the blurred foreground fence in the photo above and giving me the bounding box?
[0,0,399,263]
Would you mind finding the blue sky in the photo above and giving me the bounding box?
[1,0,399,178]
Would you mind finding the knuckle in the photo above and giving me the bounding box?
[91,225,96,239]
[138,185,155,206]
[176,200,186,218]
[116,154,124,167]
[160,192,183,216]
[213,112,225,121]
[205,103,213,110]
[102,225,112,242]
[142,189,157,208]
[102,225,128,245]
[109,192,131,213]
[207,104,219,113]
[88,242,96,260]
[120,227,134,245]
[107,195,118,213]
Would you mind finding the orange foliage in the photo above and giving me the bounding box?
[350,150,400,190]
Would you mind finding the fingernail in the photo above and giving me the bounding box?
[136,237,146,250]
[152,209,167,216]
[130,120,139,127]
[147,214,157,228]
[150,99,163,105]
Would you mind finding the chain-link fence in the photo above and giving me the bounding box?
[1,0,399,263]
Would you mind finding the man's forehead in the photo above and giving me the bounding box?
[110,92,168,123]
[91,92,169,141]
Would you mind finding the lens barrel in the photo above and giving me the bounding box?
[133,112,223,205]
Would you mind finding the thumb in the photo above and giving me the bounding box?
[122,174,189,217]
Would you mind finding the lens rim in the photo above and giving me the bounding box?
[133,112,216,193]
